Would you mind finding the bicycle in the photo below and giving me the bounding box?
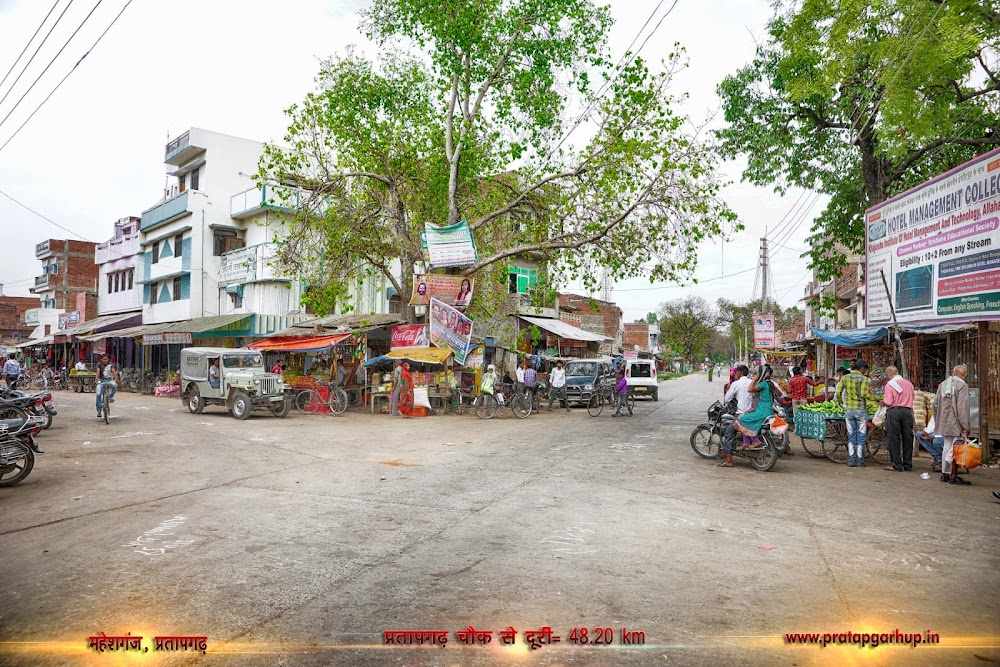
[295,382,348,415]
[587,381,634,417]
[473,382,531,419]
[96,382,115,424]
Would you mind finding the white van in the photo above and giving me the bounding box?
[626,359,659,401]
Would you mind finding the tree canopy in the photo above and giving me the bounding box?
[717,298,803,355]
[717,0,1000,282]
[657,296,718,362]
[260,0,738,318]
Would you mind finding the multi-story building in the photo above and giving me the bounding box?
[557,293,623,355]
[0,294,39,346]
[95,217,142,316]
[623,322,660,355]
[138,128,303,326]
[29,239,98,314]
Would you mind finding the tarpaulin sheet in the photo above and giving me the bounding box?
[248,334,350,352]
[364,347,453,366]
[810,327,888,347]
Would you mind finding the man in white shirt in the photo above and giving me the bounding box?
[75,359,87,372]
[720,365,752,464]
[515,360,526,393]
[3,353,21,389]
[548,360,569,411]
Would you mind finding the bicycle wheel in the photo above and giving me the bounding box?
[331,388,349,415]
[799,433,825,458]
[512,394,531,419]
[295,389,321,414]
[474,394,497,419]
[587,394,604,417]
[103,396,110,424]
[866,425,890,463]
[823,419,849,463]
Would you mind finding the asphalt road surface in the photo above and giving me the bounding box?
[1,373,998,666]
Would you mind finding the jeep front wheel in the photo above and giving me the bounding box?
[230,391,251,420]
[187,385,204,414]
[269,398,291,418]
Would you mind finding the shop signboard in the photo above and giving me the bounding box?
[409,274,474,309]
[58,311,80,331]
[753,313,775,349]
[865,147,1000,325]
[143,332,193,345]
[24,308,39,325]
[421,221,478,268]
[429,297,473,364]
[390,325,429,349]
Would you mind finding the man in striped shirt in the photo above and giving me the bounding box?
[835,360,876,467]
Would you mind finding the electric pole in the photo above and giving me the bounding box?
[760,237,769,313]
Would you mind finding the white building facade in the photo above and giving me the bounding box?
[138,128,303,326]
[95,217,142,316]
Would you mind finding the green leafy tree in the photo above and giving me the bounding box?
[657,296,718,362]
[717,0,1000,283]
[635,312,658,324]
[717,298,802,352]
[260,0,738,320]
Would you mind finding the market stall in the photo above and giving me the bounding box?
[793,398,890,464]
[363,347,457,415]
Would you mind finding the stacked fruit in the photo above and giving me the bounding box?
[797,401,844,414]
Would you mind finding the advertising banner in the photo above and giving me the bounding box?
[429,297,473,364]
[143,332,193,345]
[753,313,775,349]
[390,325,429,349]
[409,274,474,309]
[865,148,1000,325]
[58,311,80,331]
[422,221,478,268]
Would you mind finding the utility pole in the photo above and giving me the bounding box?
[760,237,769,313]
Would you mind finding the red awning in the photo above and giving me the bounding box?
[248,334,351,352]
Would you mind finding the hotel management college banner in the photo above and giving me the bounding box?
[866,148,1000,325]
[429,298,473,365]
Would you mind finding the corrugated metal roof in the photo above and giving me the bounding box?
[59,312,142,337]
[519,315,610,342]
[273,313,407,336]
[165,313,250,333]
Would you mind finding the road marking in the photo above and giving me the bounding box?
[123,516,193,556]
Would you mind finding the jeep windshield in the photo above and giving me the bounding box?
[565,362,596,377]
[222,354,264,370]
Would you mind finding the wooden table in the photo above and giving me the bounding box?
[370,391,391,415]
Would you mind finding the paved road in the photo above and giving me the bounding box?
[1,374,997,666]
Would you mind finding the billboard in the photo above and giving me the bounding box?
[390,325,429,349]
[866,148,1000,325]
[409,274,474,309]
[422,221,478,268]
[58,311,80,331]
[753,313,775,349]
[429,297,473,364]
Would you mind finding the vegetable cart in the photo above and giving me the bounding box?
[794,407,889,464]
[68,371,96,393]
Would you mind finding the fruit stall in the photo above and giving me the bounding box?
[794,400,890,464]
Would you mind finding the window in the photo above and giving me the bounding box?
[508,266,537,294]
[189,167,199,191]
[107,274,113,294]
[128,268,134,289]
[114,272,120,293]
[50,262,58,275]
[150,281,158,305]
[152,241,159,264]
[213,229,244,256]
[388,295,402,314]
[178,174,186,193]
[173,276,183,300]
[174,233,184,258]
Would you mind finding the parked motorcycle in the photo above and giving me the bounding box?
[0,408,44,486]
[690,400,780,471]
[0,388,56,430]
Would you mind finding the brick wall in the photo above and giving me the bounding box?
[623,323,651,351]
[558,293,622,354]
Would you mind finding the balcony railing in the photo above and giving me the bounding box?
[140,191,190,231]
[165,131,189,157]
[230,184,305,218]
[218,242,291,285]
[34,275,49,288]
[35,240,50,258]
[164,130,205,165]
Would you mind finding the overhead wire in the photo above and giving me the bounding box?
[0,0,105,135]
[0,187,94,241]
[0,0,62,94]
[0,0,134,156]
[0,0,76,111]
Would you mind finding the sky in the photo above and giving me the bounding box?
[0,0,816,320]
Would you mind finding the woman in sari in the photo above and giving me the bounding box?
[732,365,779,451]
[397,361,415,417]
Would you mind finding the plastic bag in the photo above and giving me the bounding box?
[872,405,887,427]
[769,415,789,436]
[413,386,431,409]
[954,438,982,470]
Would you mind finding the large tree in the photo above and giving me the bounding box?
[260,0,737,319]
[717,0,1000,283]
[658,296,718,362]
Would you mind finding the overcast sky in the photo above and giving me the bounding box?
[0,0,815,319]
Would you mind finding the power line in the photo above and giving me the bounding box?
[0,0,61,94]
[0,187,94,241]
[0,0,76,111]
[0,0,134,155]
[608,266,758,292]
[0,0,104,134]
[765,189,809,243]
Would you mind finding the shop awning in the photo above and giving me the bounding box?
[519,316,610,342]
[248,334,351,352]
[364,347,453,366]
[810,326,888,347]
[898,323,976,334]
[166,314,251,334]
[14,336,52,348]
[59,312,143,339]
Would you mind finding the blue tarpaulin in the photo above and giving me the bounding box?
[810,327,888,347]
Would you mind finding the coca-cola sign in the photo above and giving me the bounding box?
[391,325,429,349]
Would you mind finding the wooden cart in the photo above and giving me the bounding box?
[794,409,889,464]
[69,372,96,393]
